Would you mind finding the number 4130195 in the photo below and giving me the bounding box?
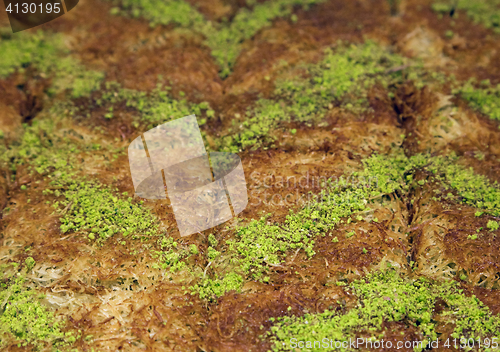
[6,2,61,14]
[444,337,498,349]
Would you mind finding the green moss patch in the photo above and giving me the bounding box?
[51,58,105,99]
[151,237,194,272]
[432,0,500,33]
[0,117,80,177]
[268,270,500,351]
[1,111,159,245]
[190,272,244,300]
[53,179,158,242]
[0,28,61,78]
[37,150,159,243]
[225,153,421,279]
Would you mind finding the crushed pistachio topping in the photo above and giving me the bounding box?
[0,28,104,98]
[190,151,500,299]
[0,264,74,350]
[108,0,326,77]
[432,0,500,33]
[269,270,500,351]
[221,41,443,151]
[454,79,500,121]
[93,82,214,128]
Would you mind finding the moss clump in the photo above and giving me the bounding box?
[0,264,72,350]
[269,271,436,352]
[0,28,104,98]
[51,58,105,98]
[0,117,81,178]
[274,42,405,116]
[454,79,500,121]
[189,244,199,255]
[441,282,500,341]
[487,220,499,231]
[228,153,416,279]
[2,111,158,245]
[432,0,500,33]
[0,28,61,78]
[220,41,435,151]
[268,270,500,351]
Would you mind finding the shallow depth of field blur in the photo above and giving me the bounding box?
[1,0,500,351]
